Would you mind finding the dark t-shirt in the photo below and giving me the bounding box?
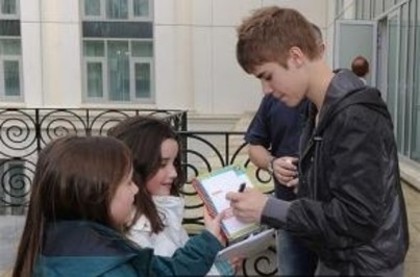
[245,95,307,201]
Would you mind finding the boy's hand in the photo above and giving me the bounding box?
[272,156,298,185]
[226,189,268,223]
[286,177,299,187]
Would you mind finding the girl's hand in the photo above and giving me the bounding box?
[204,208,226,245]
[229,256,244,274]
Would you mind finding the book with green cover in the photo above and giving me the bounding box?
[193,165,261,243]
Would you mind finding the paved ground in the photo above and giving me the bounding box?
[403,183,420,277]
[0,216,25,276]
[1,182,419,276]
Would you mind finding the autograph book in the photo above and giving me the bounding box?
[193,165,260,242]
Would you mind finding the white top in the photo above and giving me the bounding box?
[128,195,226,276]
[129,195,189,256]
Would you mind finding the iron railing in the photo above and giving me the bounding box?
[0,108,277,276]
[0,108,187,210]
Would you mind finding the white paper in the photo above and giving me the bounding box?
[216,229,275,260]
[200,170,253,235]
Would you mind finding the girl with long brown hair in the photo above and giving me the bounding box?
[13,136,224,277]
[108,116,235,275]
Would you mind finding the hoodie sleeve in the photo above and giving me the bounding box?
[282,105,393,249]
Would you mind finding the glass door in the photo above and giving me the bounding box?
[334,20,376,86]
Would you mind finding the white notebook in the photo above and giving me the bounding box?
[193,165,260,242]
[216,228,275,260]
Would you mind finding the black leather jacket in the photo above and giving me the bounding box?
[287,70,409,274]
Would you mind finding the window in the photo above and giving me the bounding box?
[82,0,154,103]
[0,39,22,100]
[398,4,408,154]
[0,0,19,19]
[83,0,152,20]
[0,159,26,215]
[355,0,373,20]
[384,0,396,13]
[412,0,420,162]
[133,0,149,17]
[85,0,101,17]
[0,0,21,100]
[335,0,345,19]
[83,39,154,102]
[373,0,384,18]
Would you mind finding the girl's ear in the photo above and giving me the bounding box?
[288,46,305,68]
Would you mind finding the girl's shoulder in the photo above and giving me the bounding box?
[130,214,153,232]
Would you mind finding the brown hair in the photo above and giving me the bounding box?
[236,6,321,73]
[311,23,322,45]
[351,55,369,77]
[12,136,132,277]
[108,116,184,233]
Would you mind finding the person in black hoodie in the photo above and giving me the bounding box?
[226,6,409,276]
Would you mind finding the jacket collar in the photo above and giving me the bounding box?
[317,69,365,130]
[314,69,389,135]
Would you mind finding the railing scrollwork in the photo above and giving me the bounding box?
[0,107,277,276]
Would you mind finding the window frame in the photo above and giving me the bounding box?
[0,0,19,19]
[0,37,23,101]
[83,38,154,103]
[82,0,153,21]
[130,56,154,104]
[83,57,107,101]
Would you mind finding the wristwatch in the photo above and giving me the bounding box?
[267,157,275,175]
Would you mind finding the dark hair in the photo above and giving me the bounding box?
[236,7,320,73]
[107,116,184,233]
[13,136,132,277]
[351,55,369,77]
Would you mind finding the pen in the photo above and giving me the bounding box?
[238,183,246,192]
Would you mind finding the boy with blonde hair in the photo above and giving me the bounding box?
[243,22,324,276]
[228,7,408,276]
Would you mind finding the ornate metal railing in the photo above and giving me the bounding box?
[0,108,277,276]
[0,108,187,212]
